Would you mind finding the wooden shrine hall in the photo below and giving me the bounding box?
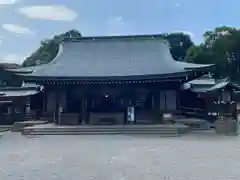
[10,34,214,125]
[0,66,42,125]
[181,75,240,122]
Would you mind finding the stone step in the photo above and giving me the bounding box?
[39,124,186,128]
[25,128,180,133]
[24,131,181,136]
[25,127,183,131]
[11,121,49,132]
[23,126,181,131]
[22,128,182,136]
[26,125,187,130]
[23,128,184,135]
[0,128,10,132]
[22,124,189,136]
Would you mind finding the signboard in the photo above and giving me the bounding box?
[127,106,135,122]
[237,103,240,110]
[25,105,30,114]
[59,107,63,113]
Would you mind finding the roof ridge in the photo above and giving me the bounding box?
[62,34,168,43]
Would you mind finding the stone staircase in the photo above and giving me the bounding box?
[11,121,49,132]
[174,118,211,131]
[214,117,238,135]
[22,124,189,137]
[0,125,12,132]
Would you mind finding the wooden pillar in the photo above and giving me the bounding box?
[176,90,181,111]
[54,92,60,124]
[0,104,2,125]
[19,101,25,122]
[11,103,16,124]
[39,93,44,117]
[80,96,86,124]
[42,92,47,115]
[15,98,25,122]
[153,91,162,124]
[25,97,31,115]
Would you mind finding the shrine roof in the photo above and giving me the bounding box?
[206,79,240,92]
[13,34,213,80]
[0,83,42,97]
[183,76,240,92]
[0,89,39,97]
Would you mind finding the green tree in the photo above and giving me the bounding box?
[164,32,194,61]
[185,26,240,81]
[203,26,236,48]
[22,29,82,67]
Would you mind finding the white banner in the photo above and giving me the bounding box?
[127,106,135,122]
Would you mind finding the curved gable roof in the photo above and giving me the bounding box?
[10,35,214,80]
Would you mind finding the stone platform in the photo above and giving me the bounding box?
[174,118,211,130]
[0,125,12,132]
[11,121,49,132]
[22,124,190,137]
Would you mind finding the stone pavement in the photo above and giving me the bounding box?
[0,132,239,180]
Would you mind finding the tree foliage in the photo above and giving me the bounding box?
[22,29,82,67]
[163,33,194,61]
[185,26,240,81]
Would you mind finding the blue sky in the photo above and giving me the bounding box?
[0,0,239,64]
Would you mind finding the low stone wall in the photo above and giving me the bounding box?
[214,117,238,135]
[174,118,210,130]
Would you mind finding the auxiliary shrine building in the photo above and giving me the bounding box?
[9,34,214,125]
[0,66,41,125]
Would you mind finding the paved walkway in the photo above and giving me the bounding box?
[0,132,239,180]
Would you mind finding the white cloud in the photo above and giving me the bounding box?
[175,3,181,7]
[0,0,20,4]
[1,54,23,64]
[2,24,34,35]
[18,5,78,21]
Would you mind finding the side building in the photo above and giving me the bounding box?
[181,75,240,122]
[0,66,42,124]
[10,34,214,125]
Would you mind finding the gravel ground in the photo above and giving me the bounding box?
[0,132,239,180]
